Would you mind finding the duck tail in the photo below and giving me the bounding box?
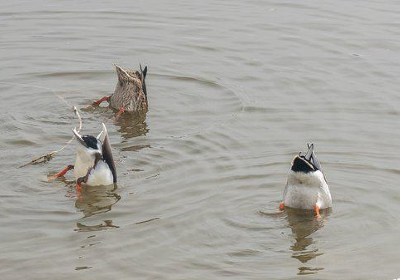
[140,64,148,97]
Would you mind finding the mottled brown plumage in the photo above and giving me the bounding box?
[110,66,148,112]
[91,65,148,114]
[110,65,148,112]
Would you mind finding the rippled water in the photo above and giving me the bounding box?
[2,0,400,279]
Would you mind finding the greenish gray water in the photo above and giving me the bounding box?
[2,1,400,279]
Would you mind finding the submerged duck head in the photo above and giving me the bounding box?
[73,123,117,186]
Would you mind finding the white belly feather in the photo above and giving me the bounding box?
[74,150,113,186]
[86,161,113,186]
[74,151,93,179]
[283,170,332,210]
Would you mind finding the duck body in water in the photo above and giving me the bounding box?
[92,65,148,117]
[72,123,117,188]
[50,123,117,189]
[279,144,332,217]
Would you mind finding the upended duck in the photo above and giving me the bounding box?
[91,65,148,118]
[50,123,117,189]
[279,144,332,217]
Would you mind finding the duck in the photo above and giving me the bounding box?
[91,64,148,118]
[279,144,332,216]
[50,123,117,189]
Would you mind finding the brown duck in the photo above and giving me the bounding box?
[92,65,148,117]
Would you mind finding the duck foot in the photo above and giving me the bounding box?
[76,182,82,191]
[115,107,125,121]
[76,177,85,192]
[314,205,321,218]
[279,202,285,211]
[48,165,74,179]
[92,95,110,106]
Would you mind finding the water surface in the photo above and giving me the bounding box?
[2,0,400,279]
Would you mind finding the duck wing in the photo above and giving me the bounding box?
[100,123,117,183]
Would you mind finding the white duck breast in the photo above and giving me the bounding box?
[85,160,114,186]
[72,123,117,186]
[74,143,99,179]
[283,144,332,210]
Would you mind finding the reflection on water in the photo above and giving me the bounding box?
[74,184,121,232]
[285,208,330,276]
[81,103,148,139]
[114,111,148,139]
[75,184,120,218]
[75,220,119,232]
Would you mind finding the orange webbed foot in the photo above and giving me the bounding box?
[314,205,321,218]
[92,95,110,106]
[76,181,82,192]
[48,165,74,180]
[115,107,125,120]
[279,202,285,211]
